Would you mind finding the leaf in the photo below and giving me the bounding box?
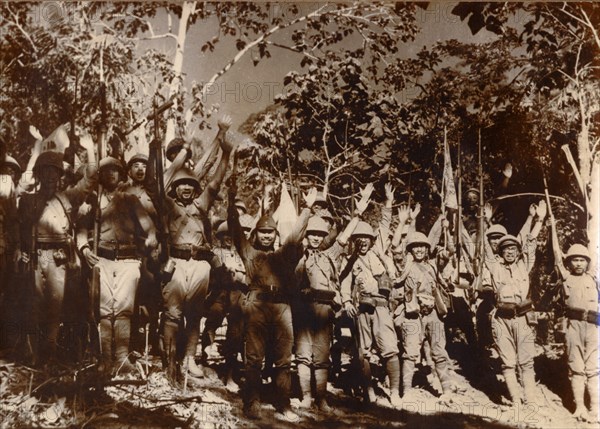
[235,39,246,50]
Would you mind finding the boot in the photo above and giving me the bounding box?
[402,359,416,397]
[114,319,135,375]
[98,319,113,377]
[163,321,180,386]
[314,368,332,413]
[297,363,312,408]
[503,369,522,405]
[385,356,401,407]
[586,374,599,423]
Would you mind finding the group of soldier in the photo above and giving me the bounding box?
[0,120,598,423]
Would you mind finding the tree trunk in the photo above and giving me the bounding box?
[588,153,599,273]
[164,1,196,145]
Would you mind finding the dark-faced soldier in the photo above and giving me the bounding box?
[77,157,156,376]
[228,181,317,421]
[19,151,96,368]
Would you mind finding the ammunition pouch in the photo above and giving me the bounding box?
[496,300,534,319]
[305,289,340,311]
[376,273,393,299]
[566,307,600,326]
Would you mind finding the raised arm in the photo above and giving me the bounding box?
[197,117,236,212]
[391,204,411,250]
[281,187,318,247]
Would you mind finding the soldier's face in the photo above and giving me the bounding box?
[410,245,428,262]
[306,232,325,249]
[129,162,146,182]
[256,229,276,247]
[100,167,120,188]
[569,256,588,275]
[501,245,519,263]
[176,183,196,201]
[242,227,252,239]
[355,237,372,255]
[38,166,62,193]
[220,234,232,248]
[488,234,503,253]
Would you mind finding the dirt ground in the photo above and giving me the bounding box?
[1,337,598,429]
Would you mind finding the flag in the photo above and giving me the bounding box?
[41,124,70,153]
[442,135,458,210]
[273,182,298,244]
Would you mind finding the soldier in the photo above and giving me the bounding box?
[120,153,162,355]
[480,202,546,405]
[398,232,460,400]
[161,129,234,384]
[19,151,96,368]
[228,180,317,421]
[77,156,157,376]
[210,220,248,391]
[341,218,402,408]
[551,234,599,422]
[295,187,371,412]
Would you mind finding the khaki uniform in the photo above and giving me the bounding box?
[399,260,453,393]
[21,172,95,362]
[482,236,537,403]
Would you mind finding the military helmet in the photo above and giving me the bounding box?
[486,224,507,238]
[564,244,590,262]
[1,155,22,177]
[99,156,124,173]
[239,213,254,231]
[306,216,329,235]
[255,214,277,231]
[406,232,430,250]
[351,221,376,239]
[127,153,148,169]
[498,234,521,250]
[168,168,200,198]
[166,138,190,161]
[33,151,64,176]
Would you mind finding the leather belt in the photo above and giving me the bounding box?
[566,307,600,326]
[496,300,533,319]
[37,242,68,250]
[169,245,213,261]
[97,245,138,261]
[255,292,288,303]
[251,284,281,293]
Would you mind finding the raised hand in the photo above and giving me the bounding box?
[384,183,395,204]
[355,183,374,215]
[398,204,410,224]
[217,114,232,133]
[502,162,513,179]
[536,200,547,220]
[29,125,43,141]
[302,187,318,208]
[410,202,421,220]
[529,203,537,217]
[483,203,493,221]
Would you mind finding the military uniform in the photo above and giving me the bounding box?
[482,234,537,404]
[341,221,400,404]
[162,168,219,379]
[228,203,311,417]
[20,152,96,365]
[399,233,455,397]
[295,216,346,410]
[77,157,154,375]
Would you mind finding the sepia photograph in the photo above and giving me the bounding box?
[0,1,598,428]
